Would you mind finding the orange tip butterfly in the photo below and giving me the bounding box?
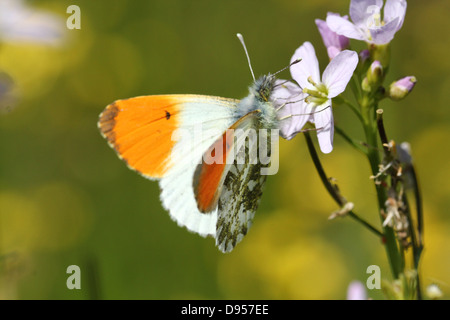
[98,34,301,252]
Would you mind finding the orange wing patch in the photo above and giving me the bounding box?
[98,95,180,178]
[193,110,260,213]
[193,129,233,213]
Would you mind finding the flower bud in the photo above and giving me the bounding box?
[362,60,384,92]
[388,76,416,101]
[359,49,370,63]
[361,77,371,92]
[368,61,383,84]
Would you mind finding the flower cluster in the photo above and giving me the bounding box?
[273,0,414,154]
[326,0,407,45]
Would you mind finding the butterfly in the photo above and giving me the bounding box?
[98,34,302,253]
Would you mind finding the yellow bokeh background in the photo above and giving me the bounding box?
[0,0,449,299]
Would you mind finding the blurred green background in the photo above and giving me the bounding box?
[0,0,449,299]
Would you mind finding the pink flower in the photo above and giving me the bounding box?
[347,281,367,300]
[274,42,358,153]
[315,13,350,59]
[326,0,407,45]
[0,0,65,45]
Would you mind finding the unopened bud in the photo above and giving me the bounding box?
[359,49,370,63]
[362,77,371,92]
[362,60,384,92]
[388,76,416,101]
[368,61,383,84]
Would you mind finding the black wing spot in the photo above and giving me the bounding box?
[165,110,171,120]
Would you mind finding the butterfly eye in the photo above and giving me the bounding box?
[259,87,270,102]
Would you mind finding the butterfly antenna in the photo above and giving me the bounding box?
[272,58,302,77]
[237,33,256,82]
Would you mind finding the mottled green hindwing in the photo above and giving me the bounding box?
[215,129,271,253]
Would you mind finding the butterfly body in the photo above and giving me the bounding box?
[98,73,280,252]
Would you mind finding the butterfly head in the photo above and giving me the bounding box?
[233,74,278,130]
[253,74,276,102]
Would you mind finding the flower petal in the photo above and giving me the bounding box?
[322,50,358,98]
[272,80,309,140]
[315,18,334,48]
[327,46,342,60]
[0,0,65,45]
[313,101,334,154]
[316,13,350,59]
[384,0,407,31]
[369,16,399,44]
[326,14,365,41]
[349,0,383,27]
[347,281,367,300]
[290,42,320,90]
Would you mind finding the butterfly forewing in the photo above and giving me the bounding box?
[99,94,240,238]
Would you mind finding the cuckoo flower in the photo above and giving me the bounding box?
[347,281,367,300]
[276,42,358,154]
[315,13,350,60]
[326,0,407,45]
[0,0,65,45]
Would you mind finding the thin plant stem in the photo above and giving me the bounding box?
[350,73,362,102]
[376,109,391,156]
[410,166,424,252]
[347,211,383,238]
[402,194,422,300]
[410,166,424,300]
[304,131,383,238]
[342,98,364,123]
[335,125,367,155]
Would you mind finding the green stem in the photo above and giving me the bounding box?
[304,131,382,238]
[347,211,383,238]
[335,125,367,155]
[361,96,403,279]
[402,194,422,300]
[342,98,364,123]
[410,166,424,254]
[350,74,362,102]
